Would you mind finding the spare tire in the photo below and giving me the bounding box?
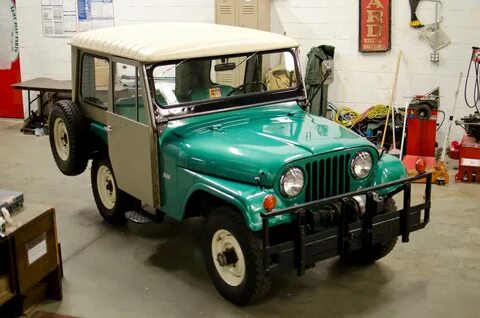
[48,100,88,176]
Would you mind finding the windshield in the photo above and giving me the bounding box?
[150,50,300,109]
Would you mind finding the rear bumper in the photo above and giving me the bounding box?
[261,173,432,275]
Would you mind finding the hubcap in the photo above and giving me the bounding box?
[97,165,116,210]
[211,229,245,287]
[53,118,69,161]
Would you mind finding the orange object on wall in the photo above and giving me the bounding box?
[0,0,23,119]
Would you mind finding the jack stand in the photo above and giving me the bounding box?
[432,160,448,185]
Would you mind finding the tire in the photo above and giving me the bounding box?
[343,198,398,265]
[91,155,138,224]
[48,100,88,176]
[202,207,271,305]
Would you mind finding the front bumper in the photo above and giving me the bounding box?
[261,173,432,275]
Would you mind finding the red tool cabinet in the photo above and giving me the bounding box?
[455,134,480,183]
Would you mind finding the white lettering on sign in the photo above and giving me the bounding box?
[365,0,385,38]
[461,158,480,167]
[366,0,384,9]
[26,232,47,265]
[367,10,384,23]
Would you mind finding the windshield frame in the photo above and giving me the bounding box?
[146,48,305,118]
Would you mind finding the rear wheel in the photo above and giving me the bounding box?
[343,198,398,265]
[91,155,138,224]
[202,207,271,305]
[48,100,88,176]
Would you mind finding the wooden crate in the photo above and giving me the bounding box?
[0,204,62,315]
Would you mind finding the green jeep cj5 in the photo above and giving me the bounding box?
[47,23,432,304]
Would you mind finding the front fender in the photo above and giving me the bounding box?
[372,153,408,195]
[182,169,292,231]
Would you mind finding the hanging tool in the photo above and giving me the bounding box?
[380,51,403,150]
[417,0,450,64]
[399,102,410,158]
[464,46,480,113]
[409,0,424,28]
[434,72,463,185]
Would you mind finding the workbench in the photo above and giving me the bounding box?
[11,78,72,134]
[0,204,63,316]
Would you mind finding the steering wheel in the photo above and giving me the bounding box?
[227,81,267,96]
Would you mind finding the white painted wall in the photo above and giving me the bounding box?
[16,0,480,140]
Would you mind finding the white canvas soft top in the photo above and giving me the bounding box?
[70,22,299,63]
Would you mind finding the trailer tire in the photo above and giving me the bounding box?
[48,100,88,176]
[343,198,398,265]
[202,207,271,305]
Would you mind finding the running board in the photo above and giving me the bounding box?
[125,210,157,224]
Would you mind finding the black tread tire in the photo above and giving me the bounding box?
[343,198,398,265]
[48,100,88,176]
[202,207,271,305]
[91,155,138,225]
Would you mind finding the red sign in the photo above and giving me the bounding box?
[359,0,391,52]
[0,0,23,119]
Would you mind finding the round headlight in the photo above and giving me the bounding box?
[351,151,373,179]
[280,167,304,197]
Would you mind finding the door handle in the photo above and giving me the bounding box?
[104,125,112,132]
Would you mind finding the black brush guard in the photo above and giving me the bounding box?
[261,173,432,275]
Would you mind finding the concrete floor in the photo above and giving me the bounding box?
[1,118,480,318]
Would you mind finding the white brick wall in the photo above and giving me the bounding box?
[272,0,480,140]
[16,0,480,140]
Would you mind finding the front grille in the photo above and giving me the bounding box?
[304,153,352,202]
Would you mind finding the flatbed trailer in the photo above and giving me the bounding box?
[11,78,71,134]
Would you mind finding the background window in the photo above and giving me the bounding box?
[81,55,109,107]
[113,63,147,124]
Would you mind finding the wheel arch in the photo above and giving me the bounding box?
[177,169,289,232]
[182,185,247,221]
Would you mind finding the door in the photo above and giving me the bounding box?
[216,0,236,26]
[105,59,159,207]
[237,0,258,29]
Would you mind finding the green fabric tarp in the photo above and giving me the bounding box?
[305,45,335,117]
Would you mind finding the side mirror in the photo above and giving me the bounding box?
[214,63,236,72]
[321,60,334,85]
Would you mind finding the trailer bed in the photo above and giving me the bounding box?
[11,78,72,134]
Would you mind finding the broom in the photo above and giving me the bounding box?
[380,51,403,151]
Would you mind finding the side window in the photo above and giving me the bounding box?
[113,62,147,124]
[81,55,109,107]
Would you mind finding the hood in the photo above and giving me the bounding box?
[162,102,374,186]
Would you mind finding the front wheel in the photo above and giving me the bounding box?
[91,155,138,224]
[202,207,271,305]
